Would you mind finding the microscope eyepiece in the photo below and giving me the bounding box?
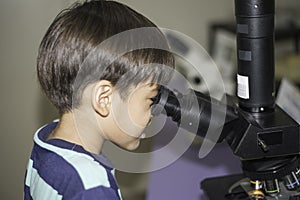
[151,86,181,123]
[151,86,238,140]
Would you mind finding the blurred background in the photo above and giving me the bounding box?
[1,0,300,199]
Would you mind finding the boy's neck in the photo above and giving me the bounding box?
[47,111,104,154]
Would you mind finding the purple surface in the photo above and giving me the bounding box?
[146,122,242,200]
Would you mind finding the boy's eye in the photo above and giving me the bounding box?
[150,92,159,105]
[148,98,155,107]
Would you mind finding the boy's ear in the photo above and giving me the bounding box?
[92,80,113,117]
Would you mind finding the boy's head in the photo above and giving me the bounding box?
[37,0,174,114]
[37,0,174,150]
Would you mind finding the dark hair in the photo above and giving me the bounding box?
[37,0,174,114]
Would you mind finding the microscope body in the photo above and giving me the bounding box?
[226,106,299,161]
[225,0,300,198]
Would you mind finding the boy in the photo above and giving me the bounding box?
[24,0,174,199]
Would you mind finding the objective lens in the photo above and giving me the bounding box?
[284,172,300,190]
[248,180,265,199]
[263,179,279,196]
[250,180,262,190]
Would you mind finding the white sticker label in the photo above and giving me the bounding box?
[237,74,250,99]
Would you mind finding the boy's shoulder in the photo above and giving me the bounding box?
[26,150,120,199]
[25,123,120,199]
[32,122,113,189]
[33,143,112,190]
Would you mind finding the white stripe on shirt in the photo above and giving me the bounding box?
[26,159,63,200]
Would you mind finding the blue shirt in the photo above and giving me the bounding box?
[24,122,122,200]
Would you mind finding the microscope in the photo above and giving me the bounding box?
[152,0,300,199]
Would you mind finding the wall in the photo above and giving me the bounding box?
[0,0,299,199]
[0,1,64,199]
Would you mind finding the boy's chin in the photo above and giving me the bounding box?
[122,138,141,151]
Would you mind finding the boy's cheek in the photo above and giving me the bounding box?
[127,105,149,126]
[112,112,145,138]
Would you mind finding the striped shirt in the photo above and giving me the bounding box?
[24,122,122,200]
